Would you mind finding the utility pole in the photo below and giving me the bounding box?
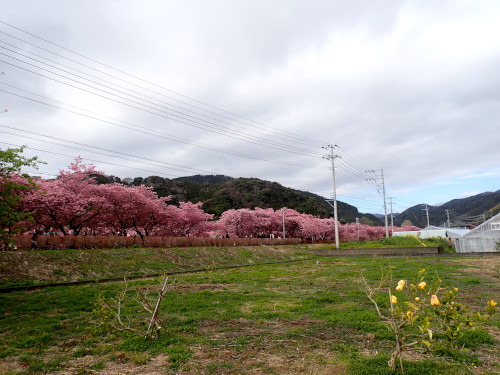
[323,145,340,249]
[282,207,286,239]
[366,169,389,238]
[388,197,394,235]
[445,209,451,228]
[381,169,389,238]
[356,217,360,242]
[422,204,430,227]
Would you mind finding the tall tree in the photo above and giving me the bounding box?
[0,146,42,245]
[23,158,106,235]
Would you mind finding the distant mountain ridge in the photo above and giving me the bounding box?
[96,174,499,227]
[96,174,383,224]
[393,190,500,227]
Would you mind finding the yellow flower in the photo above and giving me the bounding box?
[396,280,406,291]
[391,295,397,304]
[415,297,421,302]
[486,299,497,316]
[431,295,440,306]
[453,287,458,293]
[418,282,426,290]
[406,311,414,320]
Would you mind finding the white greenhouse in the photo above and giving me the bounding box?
[392,226,470,240]
[455,212,500,253]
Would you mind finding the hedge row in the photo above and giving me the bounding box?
[11,235,301,250]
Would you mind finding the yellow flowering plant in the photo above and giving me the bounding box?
[362,268,497,373]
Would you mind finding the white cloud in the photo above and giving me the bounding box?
[1,0,499,212]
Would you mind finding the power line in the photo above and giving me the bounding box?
[0,52,323,157]
[0,20,388,207]
[0,41,326,156]
[0,88,325,169]
[0,141,188,179]
[337,194,384,205]
[2,141,348,216]
[0,124,217,175]
[0,20,384,169]
[336,145,373,178]
[0,22,325,148]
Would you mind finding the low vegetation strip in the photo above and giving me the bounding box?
[0,238,456,289]
[313,247,441,257]
[0,245,312,289]
[0,250,498,374]
[11,235,301,250]
[0,258,315,293]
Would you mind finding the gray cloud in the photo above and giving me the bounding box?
[1,0,499,212]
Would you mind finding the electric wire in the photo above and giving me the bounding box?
[0,20,395,214]
[0,23,383,181]
[0,52,323,157]
[0,141,187,179]
[0,47,324,157]
[0,88,325,169]
[0,41,325,156]
[3,140,363,218]
[336,145,372,173]
[337,194,384,204]
[0,23,325,148]
[0,125,218,175]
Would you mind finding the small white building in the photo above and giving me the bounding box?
[455,213,500,253]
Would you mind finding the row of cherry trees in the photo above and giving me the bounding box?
[20,159,213,239]
[218,208,418,241]
[17,159,418,241]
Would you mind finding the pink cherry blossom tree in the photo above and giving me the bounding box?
[165,202,214,237]
[23,158,106,235]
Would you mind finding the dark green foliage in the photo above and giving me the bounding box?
[92,174,122,184]
[457,329,495,349]
[125,174,383,222]
[174,175,232,185]
[14,332,54,349]
[0,146,43,244]
[348,354,460,375]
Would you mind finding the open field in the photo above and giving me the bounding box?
[0,245,499,374]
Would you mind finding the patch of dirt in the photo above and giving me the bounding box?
[439,256,500,280]
[198,318,326,338]
[135,283,239,294]
[172,283,239,293]
[0,251,97,283]
[55,354,169,375]
[59,354,97,372]
[187,339,348,375]
[195,317,378,365]
[0,357,24,374]
[0,252,59,282]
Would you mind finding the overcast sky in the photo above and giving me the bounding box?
[1,0,500,215]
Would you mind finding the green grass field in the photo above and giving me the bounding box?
[0,245,498,374]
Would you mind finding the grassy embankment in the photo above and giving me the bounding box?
[0,237,452,289]
[1,242,497,374]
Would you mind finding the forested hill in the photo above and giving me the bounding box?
[394,190,500,227]
[97,174,383,224]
